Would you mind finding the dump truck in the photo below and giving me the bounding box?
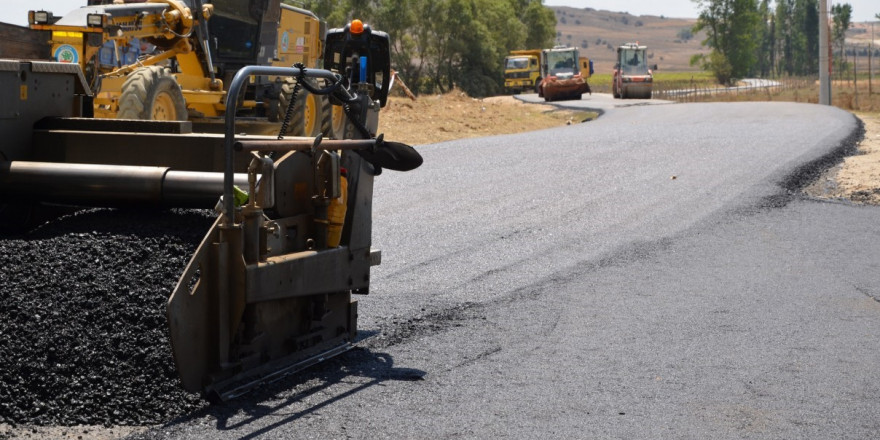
[28,0,329,137]
[537,46,591,102]
[613,42,653,99]
[503,49,541,93]
[0,19,421,401]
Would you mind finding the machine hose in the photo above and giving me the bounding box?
[276,64,375,158]
[278,64,347,141]
[277,63,306,140]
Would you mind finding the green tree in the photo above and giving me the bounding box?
[755,0,774,77]
[793,0,819,76]
[678,28,694,41]
[371,0,424,92]
[772,0,818,76]
[831,3,852,78]
[295,0,348,28]
[774,0,794,75]
[692,0,762,84]
[520,1,556,49]
[295,0,556,96]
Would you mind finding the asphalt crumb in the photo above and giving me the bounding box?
[779,116,865,204]
[364,303,484,349]
[0,208,214,426]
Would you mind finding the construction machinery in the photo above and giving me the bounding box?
[537,46,591,102]
[613,42,653,99]
[0,19,421,401]
[503,49,541,94]
[28,0,329,136]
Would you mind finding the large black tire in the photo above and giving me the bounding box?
[117,66,187,120]
[535,77,543,97]
[277,77,330,137]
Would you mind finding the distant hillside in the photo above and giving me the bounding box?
[551,6,708,74]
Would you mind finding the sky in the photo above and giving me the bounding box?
[0,0,878,28]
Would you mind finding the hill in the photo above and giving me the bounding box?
[551,6,708,74]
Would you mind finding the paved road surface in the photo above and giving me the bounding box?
[516,91,664,113]
[135,101,879,439]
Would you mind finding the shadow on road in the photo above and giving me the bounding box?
[153,346,425,438]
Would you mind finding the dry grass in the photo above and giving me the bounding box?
[669,77,880,112]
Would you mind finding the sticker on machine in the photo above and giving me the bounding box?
[295,37,304,53]
[281,31,290,52]
[53,44,79,64]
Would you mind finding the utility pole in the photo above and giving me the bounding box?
[853,42,858,108]
[870,22,874,95]
[819,0,831,105]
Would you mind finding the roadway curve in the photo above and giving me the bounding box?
[136,101,880,439]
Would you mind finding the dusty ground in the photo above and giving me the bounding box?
[805,112,880,204]
[378,92,596,146]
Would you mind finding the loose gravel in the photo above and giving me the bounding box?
[0,208,215,426]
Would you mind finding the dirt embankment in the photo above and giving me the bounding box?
[805,113,880,205]
[378,92,596,146]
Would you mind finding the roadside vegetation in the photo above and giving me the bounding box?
[691,1,876,86]
[291,0,555,98]
[661,75,880,112]
[589,71,717,94]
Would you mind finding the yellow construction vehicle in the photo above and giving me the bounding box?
[0,20,421,400]
[29,0,329,136]
[503,49,541,94]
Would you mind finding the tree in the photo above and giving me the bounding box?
[520,1,556,49]
[774,0,794,75]
[831,3,852,78]
[793,0,819,76]
[770,0,819,76]
[692,0,762,84]
[372,0,423,93]
[295,0,348,28]
[296,0,556,96]
[677,28,694,42]
[755,0,774,77]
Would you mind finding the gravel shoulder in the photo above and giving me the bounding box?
[805,111,880,204]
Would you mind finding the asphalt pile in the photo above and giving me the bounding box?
[0,208,215,426]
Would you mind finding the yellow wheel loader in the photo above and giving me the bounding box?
[29,0,330,137]
[0,20,420,401]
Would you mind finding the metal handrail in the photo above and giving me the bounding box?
[222,66,341,224]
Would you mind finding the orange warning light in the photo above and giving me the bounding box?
[350,19,364,35]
